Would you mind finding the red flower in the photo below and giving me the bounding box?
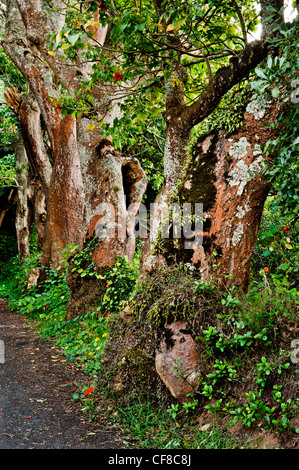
[56,105,62,114]
[84,386,94,395]
[113,72,123,82]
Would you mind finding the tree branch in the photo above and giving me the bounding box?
[180,40,269,130]
[231,0,248,44]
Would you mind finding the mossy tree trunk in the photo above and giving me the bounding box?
[143,97,280,292]
[140,0,285,292]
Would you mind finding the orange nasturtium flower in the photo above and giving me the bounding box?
[105,296,109,301]
[264,267,269,272]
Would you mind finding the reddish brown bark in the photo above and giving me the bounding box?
[39,115,85,268]
[193,103,279,290]
[140,26,272,286]
[155,98,280,292]
[83,141,147,266]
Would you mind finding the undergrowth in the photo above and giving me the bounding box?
[96,395,241,449]
[0,249,245,449]
[0,215,298,448]
[113,263,299,440]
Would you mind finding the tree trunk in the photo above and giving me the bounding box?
[14,139,30,260]
[150,97,279,292]
[140,119,191,274]
[32,182,46,250]
[4,84,51,252]
[2,0,147,274]
[18,93,52,199]
[39,115,85,268]
[65,140,147,319]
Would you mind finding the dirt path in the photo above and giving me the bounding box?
[0,299,123,449]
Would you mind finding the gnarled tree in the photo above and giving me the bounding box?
[0,0,297,297]
[1,0,147,275]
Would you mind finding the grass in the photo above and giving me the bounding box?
[95,395,242,449]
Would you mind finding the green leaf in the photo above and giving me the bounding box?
[149,107,162,116]
[278,263,290,270]
[267,55,273,69]
[172,18,186,33]
[271,85,279,98]
[68,33,80,46]
[131,112,147,124]
[61,43,71,50]
[255,68,267,80]
[263,250,272,256]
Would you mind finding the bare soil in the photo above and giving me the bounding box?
[0,299,124,449]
